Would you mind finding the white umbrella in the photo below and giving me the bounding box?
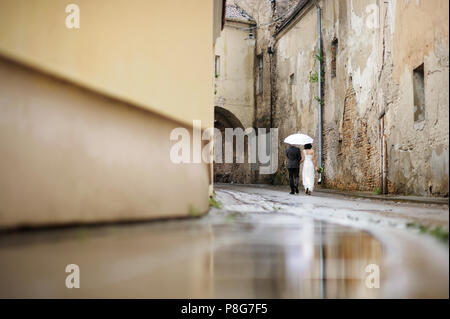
[284,133,313,145]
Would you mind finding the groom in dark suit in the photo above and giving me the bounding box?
[286,145,302,194]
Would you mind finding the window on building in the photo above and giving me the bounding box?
[289,73,295,104]
[413,63,425,125]
[215,55,220,77]
[257,55,263,95]
[289,73,295,85]
[331,38,338,78]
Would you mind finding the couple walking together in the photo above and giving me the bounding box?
[286,143,318,195]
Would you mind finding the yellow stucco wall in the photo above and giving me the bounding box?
[214,20,255,128]
[0,0,215,128]
[0,57,211,229]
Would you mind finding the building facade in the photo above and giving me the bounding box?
[213,4,256,183]
[270,0,449,196]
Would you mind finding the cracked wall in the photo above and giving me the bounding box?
[272,0,448,196]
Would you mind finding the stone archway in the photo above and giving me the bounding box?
[214,106,250,183]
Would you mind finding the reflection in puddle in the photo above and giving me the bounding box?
[211,218,382,298]
[0,213,382,298]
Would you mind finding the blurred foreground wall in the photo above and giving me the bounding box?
[0,0,224,229]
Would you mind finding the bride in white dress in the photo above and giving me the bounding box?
[300,143,318,195]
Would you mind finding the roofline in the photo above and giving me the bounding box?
[224,3,255,25]
[274,0,313,37]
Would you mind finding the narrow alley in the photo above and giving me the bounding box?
[0,0,448,306]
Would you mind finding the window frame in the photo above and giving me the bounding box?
[215,55,220,77]
[257,55,263,95]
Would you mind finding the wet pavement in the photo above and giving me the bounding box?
[0,184,448,298]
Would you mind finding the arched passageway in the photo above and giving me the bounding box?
[214,106,251,183]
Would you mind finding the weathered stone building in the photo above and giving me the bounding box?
[214,0,300,184]
[211,0,447,196]
[268,0,449,196]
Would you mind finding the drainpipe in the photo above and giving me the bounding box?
[313,0,323,183]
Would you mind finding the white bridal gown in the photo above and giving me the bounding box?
[302,150,315,192]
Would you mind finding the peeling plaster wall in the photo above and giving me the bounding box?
[386,0,449,195]
[273,4,319,186]
[272,0,449,196]
[234,0,276,183]
[321,0,381,192]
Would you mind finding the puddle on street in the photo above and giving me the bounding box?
[0,212,383,298]
[209,213,383,298]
